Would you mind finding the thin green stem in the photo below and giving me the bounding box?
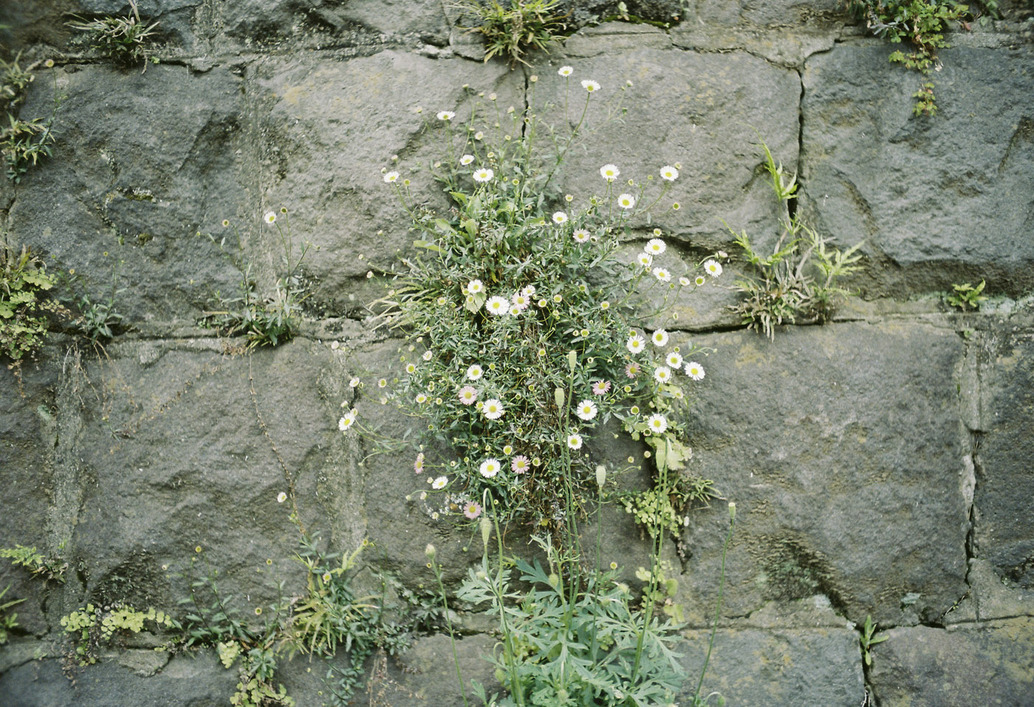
[430,557,469,707]
[692,512,736,705]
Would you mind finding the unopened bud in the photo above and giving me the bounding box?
[595,465,607,489]
[728,502,736,521]
[425,544,436,559]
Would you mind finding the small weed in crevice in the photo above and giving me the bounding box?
[0,584,25,645]
[1,54,58,183]
[1,544,68,584]
[0,243,67,368]
[67,0,160,71]
[728,141,863,339]
[945,279,986,311]
[453,0,569,67]
[200,210,311,350]
[859,613,889,667]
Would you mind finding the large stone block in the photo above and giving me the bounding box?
[869,618,1034,706]
[249,51,517,314]
[7,64,247,327]
[974,330,1034,588]
[801,45,1034,296]
[541,25,802,250]
[55,338,361,611]
[674,322,969,626]
[679,627,865,706]
[0,650,237,706]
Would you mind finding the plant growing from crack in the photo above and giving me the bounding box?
[727,141,863,339]
[847,0,970,116]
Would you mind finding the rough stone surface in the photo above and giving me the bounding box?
[1,3,1033,706]
[678,627,865,706]
[869,618,1034,707]
[675,322,970,627]
[544,27,802,251]
[0,650,237,707]
[249,52,517,314]
[6,64,246,327]
[973,331,1034,588]
[802,45,1034,297]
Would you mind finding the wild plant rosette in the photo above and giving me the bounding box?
[354,69,723,531]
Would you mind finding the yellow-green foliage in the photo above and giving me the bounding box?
[0,249,64,364]
[60,604,173,664]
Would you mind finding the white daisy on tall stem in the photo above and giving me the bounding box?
[485,296,509,316]
[436,110,455,121]
[660,165,679,181]
[473,168,494,183]
[600,164,620,182]
[705,259,723,277]
[617,193,636,209]
[651,329,669,347]
[685,361,705,380]
[558,66,573,77]
[575,400,598,421]
[482,399,505,420]
[646,413,668,434]
[581,79,600,93]
[645,238,666,255]
[479,458,501,478]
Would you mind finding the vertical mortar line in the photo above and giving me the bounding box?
[46,346,89,602]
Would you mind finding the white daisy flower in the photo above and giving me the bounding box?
[406,363,417,374]
[509,305,522,316]
[432,476,448,489]
[695,275,706,286]
[473,168,494,183]
[474,131,484,140]
[645,238,666,255]
[660,165,679,181]
[646,413,668,434]
[666,351,683,368]
[277,492,287,503]
[617,194,635,209]
[466,279,483,294]
[558,66,573,77]
[383,171,400,184]
[705,260,723,278]
[338,409,357,431]
[422,350,433,361]
[581,80,600,93]
[626,334,646,354]
[684,362,705,380]
[460,154,475,165]
[458,386,478,405]
[416,393,428,404]
[567,433,583,450]
[349,377,360,388]
[264,211,276,225]
[552,211,568,224]
[637,252,653,268]
[575,400,598,421]
[572,229,590,243]
[466,364,483,381]
[679,277,691,287]
[651,329,669,347]
[482,398,505,420]
[654,366,672,383]
[653,267,671,282]
[511,293,531,310]
[521,284,537,297]
[485,296,510,316]
[600,164,620,182]
[436,111,455,121]
[479,458,501,478]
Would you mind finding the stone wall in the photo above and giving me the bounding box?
[1,1,1033,705]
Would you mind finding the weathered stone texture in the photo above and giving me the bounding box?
[802,45,1034,296]
[974,331,1034,588]
[6,64,246,327]
[679,626,865,706]
[548,25,802,250]
[675,322,969,627]
[869,618,1034,707]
